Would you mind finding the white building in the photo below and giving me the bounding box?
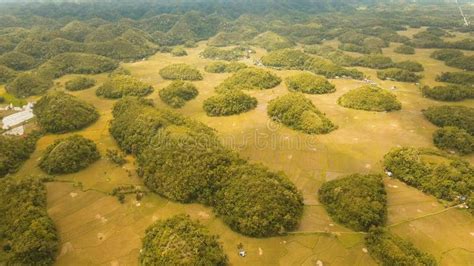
[1,102,34,130]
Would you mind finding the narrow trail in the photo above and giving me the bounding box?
[456,0,470,26]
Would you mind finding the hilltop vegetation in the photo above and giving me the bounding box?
[377,68,421,82]
[34,92,99,133]
[431,49,474,71]
[433,127,473,155]
[140,215,227,265]
[0,51,36,71]
[338,85,401,112]
[216,67,281,92]
[422,105,474,135]
[319,174,387,232]
[0,65,16,84]
[285,72,335,94]
[436,71,474,85]
[203,91,257,116]
[267,93,337,134]
[261,49,310,69]
[200,46,246,61]
[6,72,53,98]
[65,76,96,91]
[0,132,40,178]
[159,63,203,80]
[421,85,473,102]
[96,75,153,98]
[39,135,100,174]
[159,80,198,108]
[394,45,415,54]
[251,31,294,51]
[204,61,247,73]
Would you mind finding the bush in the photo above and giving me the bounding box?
[204,61,247,73]
[159,63,203,80]
[353,55,394,69]
[216,67,281,92]
[106,149,126,165]
[377,68,421,82]
[365,227,437,266]
[383,147,473,203]
[319,174,387,231]
[433,127,473,155]
[430,49,463,61]
[395,60,424,72]
[337,85,401,112]
[0,178,59,265]
[436,72,474,85]
[0,65,16,84]
[140,215,228,265]
[261,49,311,69]
[0,132,40,177]
[200,46,245,61]
[109,66,131,77]
[421,85,473,101]
[267,93,337,134]
[6,72,53,98]
[171,46,187,56]
[251,31,294,51]
[422,105,474,134]
[96,75,154,99]
[394,45,415,55]
[34,91,99,133]
[65,76,96,91]
[286,72,335,94]
[159,80,198,108]
[203,91,257,116]
[39,135,100,174]
[0,51,36,71]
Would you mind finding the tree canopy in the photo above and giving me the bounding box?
[433,127,473,155]
[0,132,40,178]
[159,80,198,108]
[422,105,474,135]
[65,76,96,91]
[421,85,473,102]
[337,85,401,112]
[377,68,421,82]
[203,91,257,116]
[204,61,247,73]
[216,67,281,92]
[96,74,153,99]
[159,63,203,81]
[6,72,53,98]
[286,72,335,94]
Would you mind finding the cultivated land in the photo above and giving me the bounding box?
[8,36,474,265]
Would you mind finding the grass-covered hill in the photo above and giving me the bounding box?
[39,135,100,174]
[6,72,53,98]
[159,80,198,108]
[261,49,310,69]
[203,91,257,116]
[200,46,246,61]
[34,91,99,133]
[216,67,281,92]
[285,72,335,94]
[96,74,153,98]
[319,174,387,232]
[110,97,303,237]
[204,61,247,73]
[0,65,17,84]
[251,31,295,51]
[338,85,401,112]
[159,63,203,81]
[140,215,228,265]
[0,132,40,178]
[267,93,337,134]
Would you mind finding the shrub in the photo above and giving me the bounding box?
[421,85,473,101]
[353,55,394,69]
[286,72,335,94]
[216,67,281,92]
[365,227,437,266]
[395,60,424,72]
[203,91,257,116]
[109,66,131,77]
[159,63,203,80]
[267,93,337,134]
[251,31,294,51]
[171,46,187,56]
[140,215,228,265]
[0,178,59,265]
[0,132,40,177]
[338,85,401,112]
[422,105,474,134]
[383,147,473,203]
[394,45,415,55]
[436,72,474,85]
[0,51,36,71]
[200,46,245,61]
[96,75,154,99]
[433,127,473,155]
[319,174,387,231]
[204,61,247,73]
[261,49,311,69]
[106,149,126,165]
[39,135,100,174]
[430,49,463,61]
[34,91,99,133]
[0,65,16,84]
[377,68,421,82]
[6,72,53,98]
[65,76,96,91]
[159,80,198,108]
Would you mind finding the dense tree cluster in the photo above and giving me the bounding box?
[0,132,40,178]
[261,49,311,69]
[200,46,246,61]
[0,65,16,84]
[267,93,337,134]
[96,74,153,98]
[377,68,421,82]
[394,45,415,55]
[203,91,257,116]
[436,72,474,85]
[204,61,247,73]
[430,49,474,71]
[0,178,59,265]
[338,85,401,112]
[159,80,198,108]
[159,63,203,81]
[365,228,437,266]
[383,147,473,207]
[34,91,99,133]
[216,67,281,92]
[140,215,228,265]
[422,105,474,135]
[395,60,424,72]
[171,46,187,57]
[421,85,473,102]
[65,76,96,91]
[39,135,100,174]
[0,51,36,71]
[339,43,375,54]
[433,127,473,155]
[353,55,394,69]
[6,72,53,98]
[430,49,463,61]
[285,72,335,94]
[251,31,295,51]
[105,149,126,166]
[319,174,387,232]
[110,97,303,237]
